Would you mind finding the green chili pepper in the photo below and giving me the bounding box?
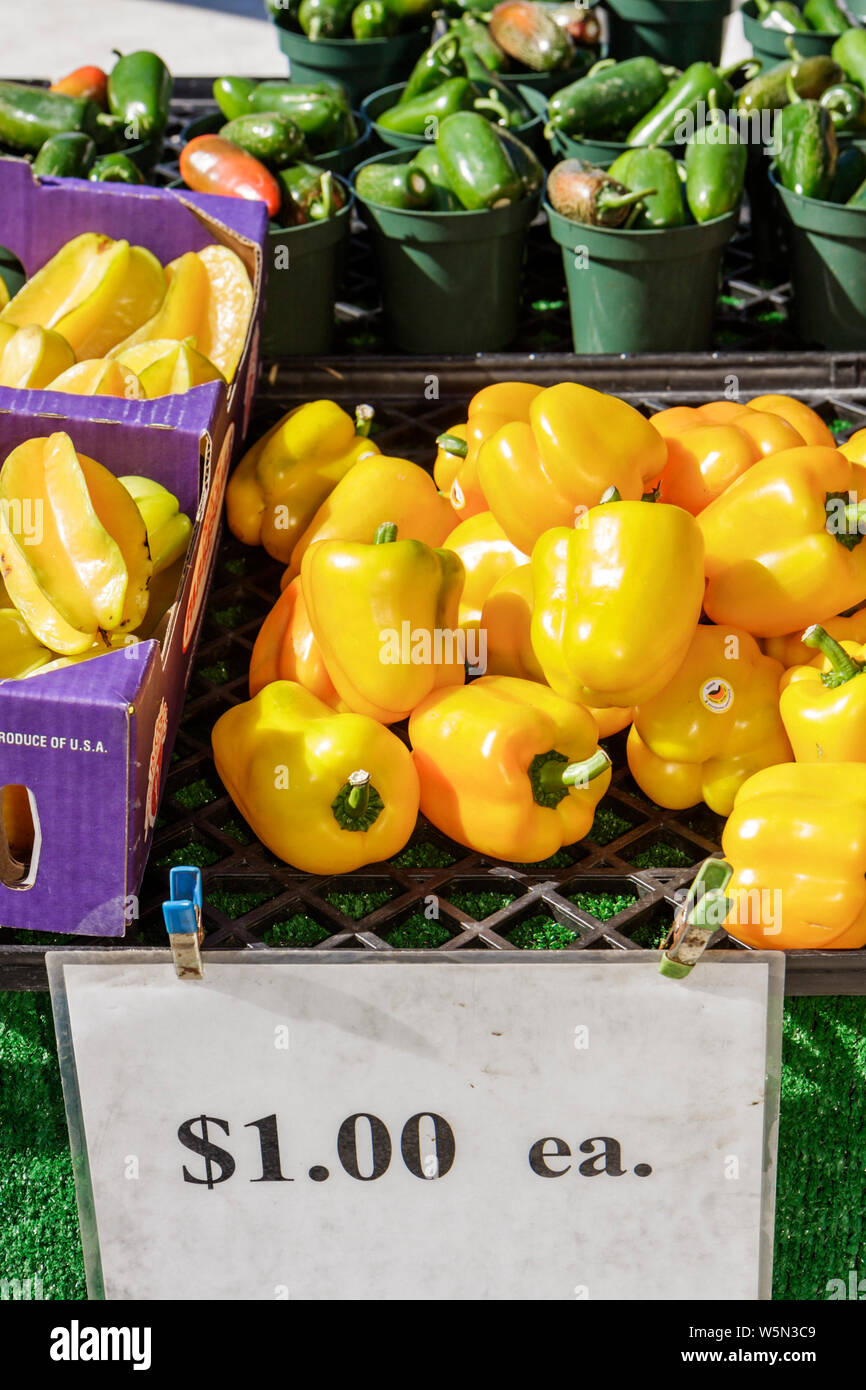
[627,60,756,147]
[436,109,524,208]
[219,112,307,166]
[547,157,656,226]
[832,29,866,89]
[820,82,866,132]
[278,162,347,222]
[684,91,747,222]
[298,0,356,38]
[775,74,838,198]
[351,0,397,37]
[107,50,172,141]
[88,151,147,183]
[830,143,866,200]
[608,146,685,227]
[400,33,464,104]
[545,56,670,139]
[755,0,811,32]
[378,77,477,136]
[803,0,853,32]
[452,14,511,71]
[249,82,352,149]
[410,143,463,208]
[738,43,842,112]
[213,76,256,121]
[355,160,434,209]
[0,82,103,153]
[32,130,97,178]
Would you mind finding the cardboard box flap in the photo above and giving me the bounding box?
[0,642,158,710]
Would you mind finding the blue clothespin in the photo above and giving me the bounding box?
[162,865,204,979]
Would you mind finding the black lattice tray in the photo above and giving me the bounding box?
[4,359,866,994]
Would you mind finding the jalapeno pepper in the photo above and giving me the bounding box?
[547,157,655,226]
[738,47,842,112]
[684,90,747,222]
[32,130,97,178]
[355,161,434,208]
[0,82,103,153]
[453,13,511,72]
[180,133,283,217]
[279,162,347,222]
[249,81,352,149]
[755,0,810,31]
[775,75,838,199]
[627,60,754,147]
[803,0,853,32]
[377,77,477,135]
[213,76,256,121]
[299,0,356,38]
[831,144,866,201]
[401,33,463,104]
[437,109,525,208]
[608,146,685,227]
[833,29,866,89]
[545,56,670,139]
[50,66,109,107]
[351,0,397,38]
[107,50,173,141]
[488,0,574,72]
[219,112,307,167]
[410,144,462,208]
[88,151,146,183]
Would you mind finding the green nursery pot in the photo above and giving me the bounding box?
[742,0,839,75]
[352,147,539,353]
[274,27,431,107]
[362,81,542,153]
[263,185,353,356]
[605,0,732,68]
[771,164,866,350]
[547,199,739,352]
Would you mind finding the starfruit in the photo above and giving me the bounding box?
[48,358,143,398]
[0,325,76,389]
[0,432,152,654]
[0,233,166,358]
[0,607,52,678]
[114,338,225,398]
[119,475,193,573]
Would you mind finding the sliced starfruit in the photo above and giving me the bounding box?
[197,244,253,383]
[0,321,17,356]
[119,475,193,574]
[108,252,210,357]
[0,506,97,655]
[0,233,166,358]
[0,324,76,389]
[78,453,152,632]
[114,338,224,398]
[48,358,144,399]
[0,607,53,679]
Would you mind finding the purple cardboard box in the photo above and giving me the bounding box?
[0,163,269,936]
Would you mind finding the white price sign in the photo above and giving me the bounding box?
[49,950,783,1302]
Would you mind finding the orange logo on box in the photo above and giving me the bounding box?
[183,424,235,652]
[146,698,169,833]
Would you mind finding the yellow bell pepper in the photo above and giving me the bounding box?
[746,393,834,447]
[248,576,343,708]
[211,680,419,874]
[435,382,543,521]
[285,453,456,581]
[225,400,378,562]
[408,675,611,862]
[721,763,866,949]
[762,606,866,667]
[301,522,465,724]
[530,495,705,708]
[843,428,866,464]
[480,564,633,736]
[476,383,667,555]
[699,446,866,638]
[779,625,866,762]
[442,511,527,627]
[626,625,792,815]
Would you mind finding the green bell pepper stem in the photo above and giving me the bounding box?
[354,404,374,437]
[802,624,866,685]
[331,770,385,831]
[535,749,611,796]
[436,432,469,457]
[374,522,398,544]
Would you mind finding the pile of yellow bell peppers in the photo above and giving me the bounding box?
[215,385,866,953]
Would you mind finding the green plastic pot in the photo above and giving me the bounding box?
[605,0,731,66]
[352,147,540,353]
[274,26,431,107]
[263,187,352,355]
[547,199,738,352]
[742,0,838,72]
[180,109,371,178]
[550,128,680,163]
[771,166,866,350]
[361,82,541,154]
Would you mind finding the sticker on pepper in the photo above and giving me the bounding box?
[700,678,734,713]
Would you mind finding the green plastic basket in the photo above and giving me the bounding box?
[605,0,732,67]
[274,25,431,107]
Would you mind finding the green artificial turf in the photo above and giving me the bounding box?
[1,991,863,1301]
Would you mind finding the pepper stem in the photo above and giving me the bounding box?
[802,624,866,687]
[374,521,398,544]
[598,185,657,210]
[529,747,610,808]
[331,770,385,833]
[784,36,805,61]
[354,403,374,437]
[436,431,468,458]
[474,94,511,126]
[310,169,333,221]
[600,485,621,503]
[719,57,761,82]
[785,71,802,106]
